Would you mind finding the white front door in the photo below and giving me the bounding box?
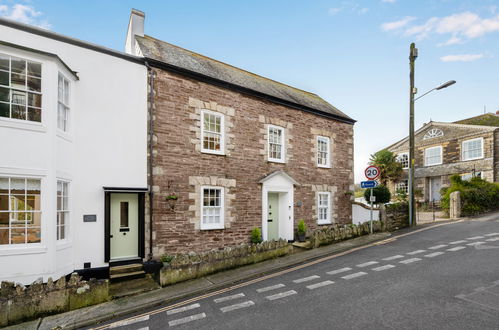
[429,177,442,202]
[110,193,139,260]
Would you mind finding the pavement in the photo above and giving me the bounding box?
[7,212,499,330]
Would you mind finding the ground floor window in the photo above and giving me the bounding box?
[201,186,224,230]
[317,192,331,224]
[396,180,409,195]
[57,180,69,240]
[0,177,41,245]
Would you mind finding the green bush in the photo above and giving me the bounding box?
[250,227,263,244]
[160,254,174,263]
[297,219,307,235]
[441,175,499,216]
[363,185,391,204]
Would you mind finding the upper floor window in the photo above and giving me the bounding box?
[396,153,409,169]
[317,192,331,224]
[462,138,483,161]
[201,186,224,230]
[317,136,331,168]
[201,110,224,154]
[0,54,42,122]
[0,177,41,245]
[423,128,444,140]
[268,125,285,162]
[57,74,70,131]
[56,181,69,240]
[424,146,442,166]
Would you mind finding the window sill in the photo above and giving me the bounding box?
[461,157,484,162]
[317,221,332,226]
[0,117,47,133]
[200,226,225,231]
[268,159,286,164]
[0,244,47,256]
[317,165,332,169]
[201,149,226,156]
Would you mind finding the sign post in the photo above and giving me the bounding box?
[364,166,380,234]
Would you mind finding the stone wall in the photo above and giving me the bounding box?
[150,68,354,255]
[0,273,109,327]
[380,203,409,231]
[308,221,383,248]
[159,240,292,286]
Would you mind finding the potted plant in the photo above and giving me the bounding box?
[142,259,162,274]
[160,254,174,268]
[250,227,263,244]
[166,193,178,210]
[296,219,307,242]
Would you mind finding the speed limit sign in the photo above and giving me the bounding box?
[365,165,380,180]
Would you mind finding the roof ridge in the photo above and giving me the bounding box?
[142,34,321,98]
[431,121,498,130]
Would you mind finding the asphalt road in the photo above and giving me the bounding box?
[97,216,499,330]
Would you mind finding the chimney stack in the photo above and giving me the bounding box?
[125,9,145,56]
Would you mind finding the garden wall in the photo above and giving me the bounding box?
[160,239,292,286]
[308,221,383,248]
[380,203,409,231]
[0,273,109,327]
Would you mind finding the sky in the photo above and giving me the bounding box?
[1,0,498,182]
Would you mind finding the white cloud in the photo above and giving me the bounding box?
[358,7,369,15]
[381,16,416,31]
[381,0,396,3]
[440,54,484,62]
[328,7,342,15]
[0,3,50,29]
[328,3,369,16]
[405,12,499,43]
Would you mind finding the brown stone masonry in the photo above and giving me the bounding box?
[151,68,354,255]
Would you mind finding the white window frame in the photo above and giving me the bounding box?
[201,109,225,155]
[396,152,409,169]
[57,73,70,132]
[395,180,409,194]
[317,136,331,168]
[424,146,442,166]
[200,186,225,230]
[56,180,69,241]
[267,124,285,163]
[461,137,483,161]
[317,192,331,225]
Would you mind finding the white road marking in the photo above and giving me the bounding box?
[166,303,201,315]
[372,264,395,271]
[399,258,422,264]
[356,261,378,267]
[108,315,150,328]
[486,237,499,242]
[266,290,297,301]
[407,250,426,255]
[220,300,255,313]
[256,284,285,293]
[449,240,467,244]
[214,293,245,304]
[466,242,485,246]
[168,313,206,327]
[425,252,444,258]
[383,255,404,261]
[307,280,335,290]
[447,246,466,251]
[467,236,485,240]
[428,244,447,250]
[293,275,320,283]
[327,267,352,275]
[342,272,367,280]
[136,328,149,330]
[484,233,499,237]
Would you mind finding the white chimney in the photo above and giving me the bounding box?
[125,9,145,56]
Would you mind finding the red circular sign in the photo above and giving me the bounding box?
[365,166,380,180]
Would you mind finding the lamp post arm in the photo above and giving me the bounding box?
[414,88,436,101]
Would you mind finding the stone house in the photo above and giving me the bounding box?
[385,112,499,203]
[125,10,356,255]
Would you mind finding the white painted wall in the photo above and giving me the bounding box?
[0,23,147,284]
[352,203,379,225]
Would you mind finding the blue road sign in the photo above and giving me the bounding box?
[361,180,378,189]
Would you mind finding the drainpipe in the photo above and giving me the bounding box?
[145,61,155,260]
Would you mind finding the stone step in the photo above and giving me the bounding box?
[109,263,143,275]
[109,274,160,299]
[109,270,146,282]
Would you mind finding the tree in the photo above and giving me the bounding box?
[364,185,391,204]
[369,149,403,186]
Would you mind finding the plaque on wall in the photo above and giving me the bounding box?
[83,214,97,222]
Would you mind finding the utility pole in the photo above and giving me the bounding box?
[408,43,417,227]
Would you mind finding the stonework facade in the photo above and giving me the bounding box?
[150,68,354,255]
[387,120,499,202]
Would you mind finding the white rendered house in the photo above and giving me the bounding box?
[0,18,148,284]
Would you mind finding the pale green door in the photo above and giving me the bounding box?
[110,193,139,260]
[267,193,279,241]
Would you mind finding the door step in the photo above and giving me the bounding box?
[109,263,145,282]
[109,274,160,299]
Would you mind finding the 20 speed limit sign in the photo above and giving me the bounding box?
[365,165,380,180]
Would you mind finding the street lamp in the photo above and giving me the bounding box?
[408,43,455,227]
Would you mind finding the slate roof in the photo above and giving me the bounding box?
[135,35,354,123]
[454,112,499,127]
